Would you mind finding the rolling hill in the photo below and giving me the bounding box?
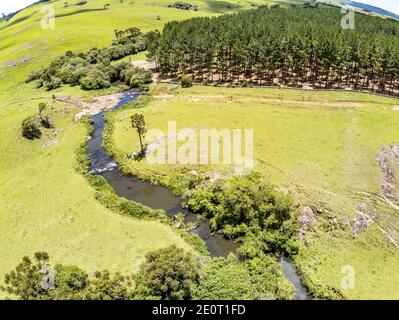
[1,0,399,299]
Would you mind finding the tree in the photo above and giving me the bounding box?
[154,7,399,96]
[191,255,255,300]
[21,116,42,140]
[1,252,51,300]
[38,102,52,128]
[133,245,200,300]
[84,270,132,300]
[130,113,147,156]
[1,252,132,300]
[48,264,88,300]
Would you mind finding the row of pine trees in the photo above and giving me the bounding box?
[151,7,399,95]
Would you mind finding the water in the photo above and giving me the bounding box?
[86,90,310,298]
[278,256,311,300]
[100,169,239,257]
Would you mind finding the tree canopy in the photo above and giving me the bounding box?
[152,7,399,96]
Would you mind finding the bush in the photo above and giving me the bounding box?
[187,173,298,254]
[79,69,111,90]
[129,68,152,88]
[44,77,62,91]
[191,255,255,300]
[52,264,88,299]
[27,27,150,91]
[133,245,200,300]
[181,75,193,88]
[21,116,42,140]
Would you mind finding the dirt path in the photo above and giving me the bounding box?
[132,59,159,82]
[55,93,125,121]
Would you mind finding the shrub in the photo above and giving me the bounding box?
[181,75,193,88]
[52,264,88,299]
[187,173,298,254]
[133,245,200,300]
[129,68,152,88]
[27,27,149,91]
[241,79,249,87]
[21,116,42,140]
[44,77,62,91]
[84,270,132,300]
[191,255,255,300]
[79,69,111,90]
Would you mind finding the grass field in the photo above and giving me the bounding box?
[0,0,278,291]
[0,95,195,286]
[109,85,399,299]
[1,0,399,300]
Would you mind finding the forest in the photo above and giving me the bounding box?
[151,7,399,95]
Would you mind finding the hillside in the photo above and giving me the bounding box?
[1,0,399,300]
[0,0,301,298]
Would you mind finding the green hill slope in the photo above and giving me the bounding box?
[1,0,399,300]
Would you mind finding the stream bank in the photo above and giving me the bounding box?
[86,90,310,300]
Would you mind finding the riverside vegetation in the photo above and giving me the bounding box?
[2,0,399,300]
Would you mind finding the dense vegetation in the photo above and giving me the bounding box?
[2,245,292,300]
[168,2,198,11]
[192,254,293,300]
[21,102,53,140]
[152,7,399,95]
[26,28,152,91]
[187,173,299,255]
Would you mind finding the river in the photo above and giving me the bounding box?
[87,90,311,300]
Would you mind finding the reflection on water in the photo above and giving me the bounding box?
[278,256,311,300]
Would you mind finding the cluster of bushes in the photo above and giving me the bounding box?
[192,254,293,300]
[27,28,152,91]
[21,102,53,140]
[187,173,299,255]
[168,2,198,11]
[2,244,293,300]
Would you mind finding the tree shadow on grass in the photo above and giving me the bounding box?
[205,0,242,13]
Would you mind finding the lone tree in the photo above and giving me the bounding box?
[21,116,42,140]
[1,252,51,300]
[133,245,200,300]
[131,113,147,156]
[38,102,52,128]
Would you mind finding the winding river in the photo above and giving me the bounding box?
[87,90,310,300]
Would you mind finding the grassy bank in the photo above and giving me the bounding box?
[0,0,274,293]
[107,84,399,299]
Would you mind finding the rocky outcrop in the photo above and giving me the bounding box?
[298,206,316,240]
[41,140,58,148]
[351,211,373,235]
[376,144,399,206]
